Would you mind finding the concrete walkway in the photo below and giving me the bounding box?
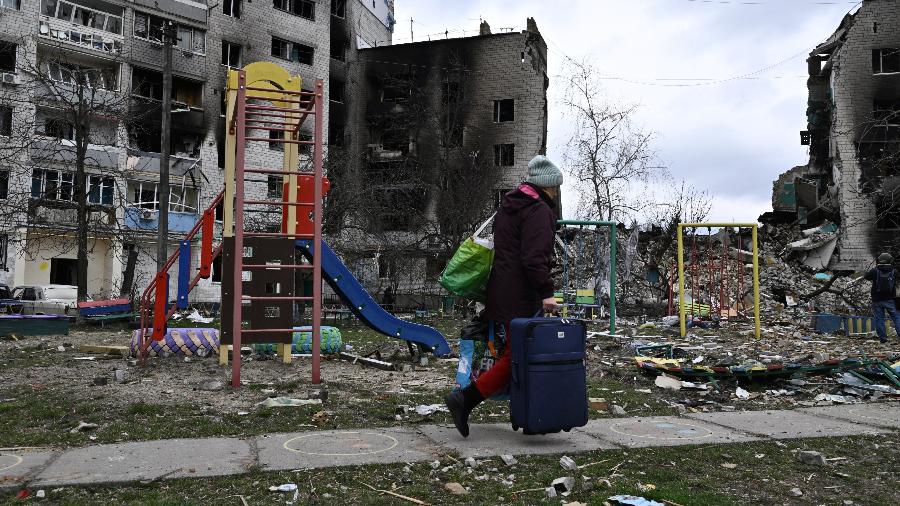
[1,403,897,490]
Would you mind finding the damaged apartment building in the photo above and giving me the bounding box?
[0,0,394,300]
[764,0,900,270]
[327,19,549,304]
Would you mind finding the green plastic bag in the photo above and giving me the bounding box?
[439,215,494,302]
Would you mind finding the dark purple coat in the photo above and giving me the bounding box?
[486,183,557,324]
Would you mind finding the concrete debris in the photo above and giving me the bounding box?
[196,380,224,392]
[551,476,575,494]
[545,486,557,498]
[559,455,577,471]
[610,404,627,416]
[414,404,448,416]
[796,450,828,466]
[430,460,440,470]
[269,483,298,492]
[735,387,750,400]
[465,457,478,468]
[501,454,518,466]
[789,487,803,497]
[444,482,467,495]
[70,421,98,433]
[257,397,322,408]
[654,374,682,391]
[608,496,665,506]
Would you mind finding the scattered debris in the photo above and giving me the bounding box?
[559,455,578,471]
[257,397,323,408]
[196,380,224,392]
[501,454,518,466]
[610,404,627,416]
[465,457,477,468]
[735,387,750,400]
[339,352,396,371]
[444,482,467,495]
[654,374,682,391]
[361,482,428,505]
[789,487,804,497]
[269,483,298,493]
[75,344,129,357]
[637,483,657,493]
[70,421,98,433]
[721,463,738,469]
[551,476,575,494]
[796,450,828,466]
[608,496,665,506]
[589,397,609,410]
[414,404,448,416]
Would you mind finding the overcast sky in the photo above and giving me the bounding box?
[392,0,861,222]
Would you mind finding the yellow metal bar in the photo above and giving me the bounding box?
[223,83,238,238]
[219,344,230,365]
[284,100,300,236]
[677,225,686,337]
[679,223,759,228]
[278,343,291,364]
[751,224,760,339]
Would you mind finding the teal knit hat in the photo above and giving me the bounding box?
[525,155,563,188]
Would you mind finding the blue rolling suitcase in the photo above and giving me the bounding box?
[509,316,588,435]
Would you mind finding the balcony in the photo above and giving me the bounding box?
[126,149,201,177]
[124,207,199,233]
[39,17,123,55]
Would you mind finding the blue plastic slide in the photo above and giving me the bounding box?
[297,240,452,357]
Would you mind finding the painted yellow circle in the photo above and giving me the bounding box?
[0,454,24,472]
[282,431,399,456]
[609,420,715,440]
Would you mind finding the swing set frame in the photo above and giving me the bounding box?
[676,223,760,339]
[557,220,617,335]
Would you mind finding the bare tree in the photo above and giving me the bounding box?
[561,59,665,223]
[0,37,134,301]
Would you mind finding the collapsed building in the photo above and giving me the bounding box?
[763,0,900,271]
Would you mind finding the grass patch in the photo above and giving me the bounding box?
[10,434,897,505]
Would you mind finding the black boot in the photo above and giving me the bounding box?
[444,383,484,438]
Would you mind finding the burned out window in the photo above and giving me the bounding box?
[267,175,283,199]
[331,0,345,18]
[493,99,514,122]
[32,169,74,201]
[223,0,240,18]
[0,170,8,199]
[44,118,74,140]
[873,48,900,74]
[222,40,241,68]
[494,144,515,166]
[0,106,10,136]
[268,129,284,150]
[329,79,344,103]
[274,0,314,20]
[0,43,15,73]
[271,36,313,65]
[876,196,900,230]
[874,100,900,125]
[0,0,20,10]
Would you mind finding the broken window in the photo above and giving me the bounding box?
[222,40,241,68]
[382,76,410,103]
[273,0,314,20]
[131,67,203,108]
[44,60,118,90]
[330,40,346,61]
[329,79,344,103]
[87,175,114,205]
[0,43,15,73]
[44,118,74,140]
[873,48,900,75]
[268,129,284,150]
[267,175,283,199]
[876,195,900,230]
[494,144,515,166]
[493,99,514,122]
[331,0,345,18]
[127,180,198,213]
[0,170,8,199]
[134,12,205,54]
[223,0,240,18]
[0,106,10,136]
[271,36,313,65]
[493,188,514,208]
[0,0,21,10]
[874,100,900,125]
[31,169,74,201]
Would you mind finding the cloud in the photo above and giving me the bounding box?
[394,0,856,222]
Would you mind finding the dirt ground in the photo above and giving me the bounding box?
[1,314,897,450]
